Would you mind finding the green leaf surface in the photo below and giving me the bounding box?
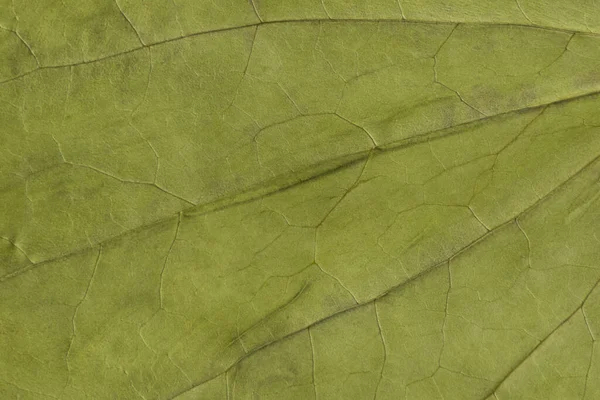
[1,1,599,399]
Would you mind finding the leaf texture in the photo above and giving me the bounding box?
[1,1,600,399]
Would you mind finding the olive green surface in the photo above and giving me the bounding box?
[1,1,600,399]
